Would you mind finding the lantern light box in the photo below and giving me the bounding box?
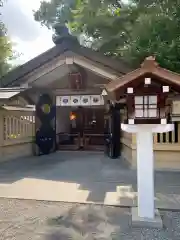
[106,56,180,125]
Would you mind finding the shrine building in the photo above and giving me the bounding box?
[0,27,180,171]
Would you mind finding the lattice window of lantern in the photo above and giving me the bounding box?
[135,96,157,118]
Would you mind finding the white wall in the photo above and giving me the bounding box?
[56,107,71,133]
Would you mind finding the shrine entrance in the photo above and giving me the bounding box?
[57,106,105,151]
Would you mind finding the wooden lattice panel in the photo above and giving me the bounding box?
[3,114,35,142]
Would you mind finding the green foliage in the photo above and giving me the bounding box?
[124,0,180,72]
[0,23,14,77]
[34,0,76,28]
[34,0,180,72]
[0,1,18,77]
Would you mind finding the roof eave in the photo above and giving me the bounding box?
[0,41,132,88]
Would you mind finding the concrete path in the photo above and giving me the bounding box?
[0,151,180,209]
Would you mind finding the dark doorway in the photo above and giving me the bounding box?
[58,107,105,151]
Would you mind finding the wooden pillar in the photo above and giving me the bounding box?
[153,133,158,144]
[178,122,180,143]
[132,133,136,145]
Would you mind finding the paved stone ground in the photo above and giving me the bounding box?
[0,151,180,194]
[0,198,180,240]
[1,152,180,239]
[0,151,180,208]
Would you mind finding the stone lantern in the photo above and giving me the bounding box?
[105,56,180,228]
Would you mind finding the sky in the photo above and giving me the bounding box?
[0,0,54,65]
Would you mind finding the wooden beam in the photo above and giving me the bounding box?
[74,56,120,80]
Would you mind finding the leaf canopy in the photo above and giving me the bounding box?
[34,0,180,72]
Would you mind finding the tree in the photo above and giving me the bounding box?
[0,0,18,77]
[0,23,18,78]
[34,0,180,72]
[124,0,180,71]
[34,0,134,54]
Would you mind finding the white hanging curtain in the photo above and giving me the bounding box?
[61,96,71,106]
[81,95,91,106]
[91,95,101,106]
[56,96,61,106]
[71,96,81,106]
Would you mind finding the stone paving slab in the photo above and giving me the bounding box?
[0,178,134,205]
[0,177,180,210]
[0,151,180,211]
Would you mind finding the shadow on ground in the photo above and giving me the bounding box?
[0,198,179,240]
[45,204,131,240]
[40,204,176,240]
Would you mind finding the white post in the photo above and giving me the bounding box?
[136,128,154,219]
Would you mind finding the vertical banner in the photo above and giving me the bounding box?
[35,92,56,155]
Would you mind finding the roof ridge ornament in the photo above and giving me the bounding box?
[52,23,78,45]
[141,56,158,69]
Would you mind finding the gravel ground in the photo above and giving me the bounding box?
[0,199,180,240]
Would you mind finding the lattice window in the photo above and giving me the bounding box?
[135,96,157,118]
[69,72,83,90]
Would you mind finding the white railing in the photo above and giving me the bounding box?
[3,112,35,145]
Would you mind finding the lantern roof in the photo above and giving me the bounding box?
[106,56,180,97]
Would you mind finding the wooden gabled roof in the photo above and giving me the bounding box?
[0,38,132,88]
[106,56,180,94]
